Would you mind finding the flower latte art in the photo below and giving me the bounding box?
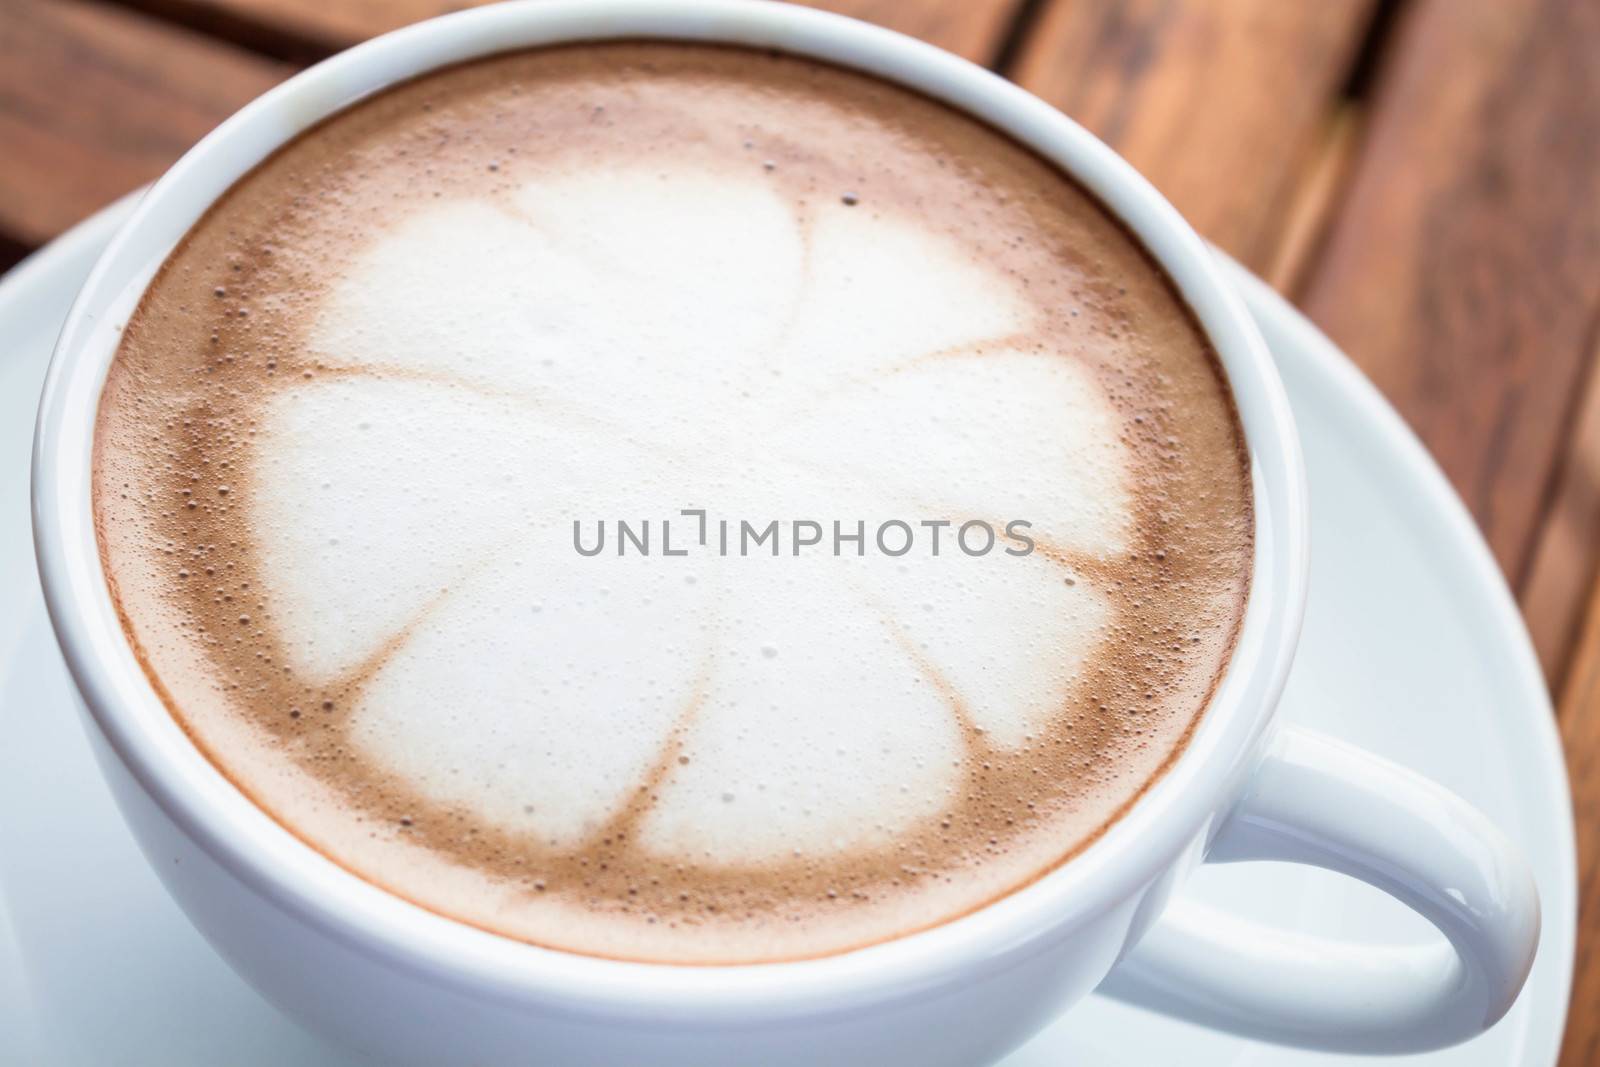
[94,44,1251,962]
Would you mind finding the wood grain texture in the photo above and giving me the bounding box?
[1007,0,1375,272]
[1296,0,1600,580]
[1559,574,1600,1066]
[0,0,1021,255]
[111,0,1025,64]
[0,0,290,249]
[1523,327,1600,685]
[117,0,482,55]
[1263,105,1362,295]
[788,0,1024,63]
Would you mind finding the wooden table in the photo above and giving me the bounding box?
[3,0,1597,1057]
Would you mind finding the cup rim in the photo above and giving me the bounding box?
[31,0,1307,1019]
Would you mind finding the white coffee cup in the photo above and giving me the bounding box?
[31,2,1540,1063]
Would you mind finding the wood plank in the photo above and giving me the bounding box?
[123,0,469,55]
[1007,0,1376,272]
[0,0,291,249]
[1296,0,1600,580]
[114,0,1025,65]
[789,0,1024,63]
[1523,329,1600,685]
[1263,105,1362,294]
[0,0,1021,253]
[1558,573,1600,1066]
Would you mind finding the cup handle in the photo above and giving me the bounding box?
[1097,724,1540,1053]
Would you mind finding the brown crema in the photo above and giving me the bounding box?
[93,43,1252,963]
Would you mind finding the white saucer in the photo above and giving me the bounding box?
[0,198,1575,1066]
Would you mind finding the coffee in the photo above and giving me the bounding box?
[93,43,1252,963]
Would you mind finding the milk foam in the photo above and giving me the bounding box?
[254,164,1127,862]
[94,43,1252,962]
